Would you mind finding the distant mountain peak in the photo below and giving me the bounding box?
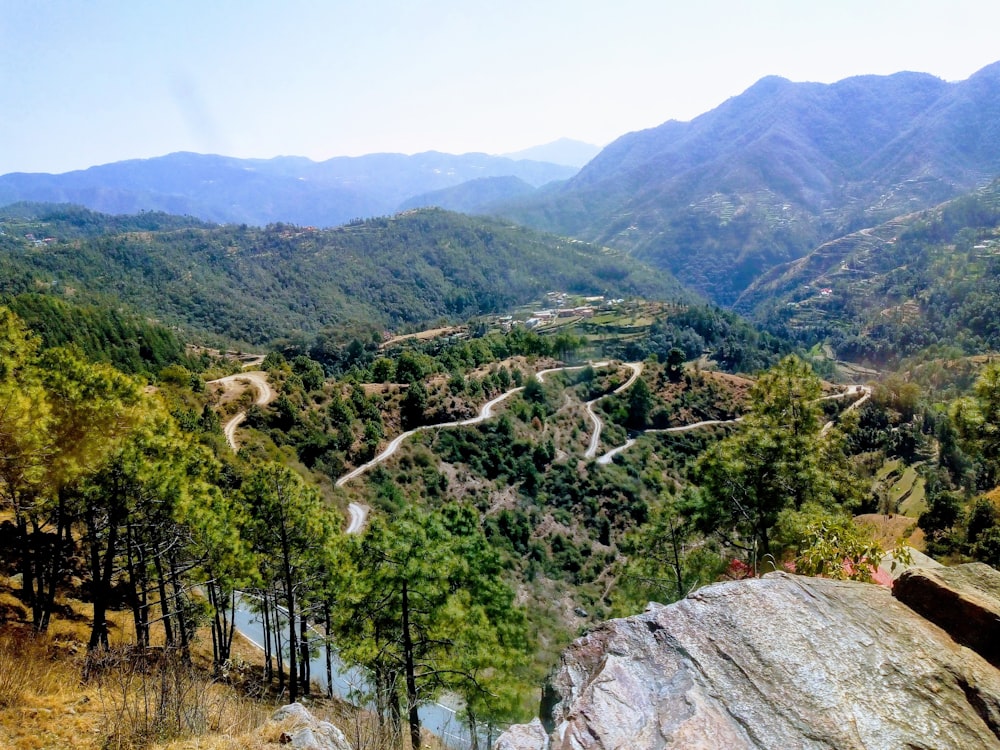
[496,61,1000,306]
[501,138,601,168]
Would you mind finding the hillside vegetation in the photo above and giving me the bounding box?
[497,63,1000,304]
[0,204,685,347]
[742,180,1000,366]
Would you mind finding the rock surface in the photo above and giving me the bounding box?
[878,545,943,581]
[271,703,352,750]
[495,571,1000,749]
[894,561,1000,668]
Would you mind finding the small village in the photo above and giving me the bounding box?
[497,291,626,332]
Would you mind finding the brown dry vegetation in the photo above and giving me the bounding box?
[854,513,924,551]
[0,576,435,750]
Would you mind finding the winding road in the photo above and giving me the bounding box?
[334,386,528,489]
[334,360,641,488]
[208,371,276,452]
[820,384,872,435]
[210,365,871,526]
[594,383,873,464]
[584,362,643,458]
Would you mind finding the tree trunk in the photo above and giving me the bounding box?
[154,552,175,646]
[299,615,310,696]
[389,680,403,748]
[261,593,273,684]
[284,575,298,703]
[15,514,34,606]
[38,502,70,633]
[208,582,221,667]
[324,604,333,699]
[88,498,121,651]
[272,591,286,694]
[169,553,191,664]
[402,581,421,749]
[126,522,150,649]
[468,708,479,750]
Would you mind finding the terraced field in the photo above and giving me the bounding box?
[875,459,927,517]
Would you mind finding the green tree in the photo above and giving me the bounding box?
[35,347,143,635]
[0,309,53,625]
[691,356,862,569]
[953,363,1000,477]
[785,509,887,583]
[238,462,336,703]
[666,347,685,382]
[291,355,325,392]
[333,506,529,748]
[401,381,428,429]
[612,489,723,614]
[372,357,396,383]
[627,377,654,429]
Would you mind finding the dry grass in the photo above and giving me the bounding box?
[0,624,105,750]
[854,513,923,551]
[0,573,450,750]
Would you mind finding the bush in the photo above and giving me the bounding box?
[93,648,211,749]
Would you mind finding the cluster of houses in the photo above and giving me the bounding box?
[23,233,57,247]
[525,306,595,329]
[493,292,629,332]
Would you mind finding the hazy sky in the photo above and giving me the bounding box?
[3,0,999,174]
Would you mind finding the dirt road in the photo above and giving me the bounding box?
[207,371,276,452]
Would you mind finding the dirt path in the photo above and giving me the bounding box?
[345,503,368,534]
[334,386,527,489]
[335,360,638,489]
[595,382,870,464]
[583,362,643,459]
[820,384,872,435]
[207,371,276,452]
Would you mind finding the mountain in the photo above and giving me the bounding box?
[398,175,538,213]
[738,180,1000,364]
[0,151,578,228]
[496,62,1000,306]
[0,203,686,345]
[502,138,602,168]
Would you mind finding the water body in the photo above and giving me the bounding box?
[232,600,479,749]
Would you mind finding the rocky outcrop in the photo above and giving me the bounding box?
[496,571,1000,749]
[894,561,1000,668]
[271,703,352,750]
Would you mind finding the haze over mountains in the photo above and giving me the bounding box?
[499,61,1000,304]
[4,62,1000,310]
[0,151,577,228]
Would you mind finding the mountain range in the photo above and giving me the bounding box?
[497,61,1000,304]
[0,151,576,228]
[4,62,1000,313]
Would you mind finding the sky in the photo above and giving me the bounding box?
[2,0,999,175]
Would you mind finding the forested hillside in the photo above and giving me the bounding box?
[497,62,1000,305]
[0,203,685,347]
[742,180,1000,365]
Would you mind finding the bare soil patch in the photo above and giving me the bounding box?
[855,513,924,551]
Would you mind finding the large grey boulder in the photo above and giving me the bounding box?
[496,572,1000,749]
[894,561,1000,668]
[271,702,352,750]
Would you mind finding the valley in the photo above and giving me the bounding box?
[5,60,1000,750]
